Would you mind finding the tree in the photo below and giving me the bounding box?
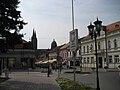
[0,0,27,49]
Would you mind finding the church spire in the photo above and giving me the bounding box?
[32,28,36,37]
[31,28,37,50]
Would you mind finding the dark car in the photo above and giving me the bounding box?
[118,65,120,77]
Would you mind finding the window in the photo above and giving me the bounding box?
[81,57,82,63]
[79,50,81,55]
[83,46,85,53]
[87,45,89,53]
[114,55,119,63]
[104,58,106,63]
[115,24,119,28]
[108,56,112,63]
[90,44,93,52]
[91,57,94,64]
[87,57,89,63]
[114,39,117,48]
[70,51,71,56]
[108,40,111,49]
[98,41,101,50]
[84,57,86,63]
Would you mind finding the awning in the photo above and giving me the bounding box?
[62,60,67,64]
[35,61,43,64]
[49,59,57,63]
[36,59,57,64]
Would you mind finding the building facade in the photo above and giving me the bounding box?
[0,29,37,70]
[59,43,69,65]
[81,21,120,68]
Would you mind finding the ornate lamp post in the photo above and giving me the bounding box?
[87,18,102,90]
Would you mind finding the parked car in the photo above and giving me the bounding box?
[118,65,120,77]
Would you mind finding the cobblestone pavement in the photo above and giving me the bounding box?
[0,72,62,90]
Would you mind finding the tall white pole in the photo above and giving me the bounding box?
[71,0,76,88]
[72,0,75,31]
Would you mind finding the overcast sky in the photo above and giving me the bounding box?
[19,0,120,49]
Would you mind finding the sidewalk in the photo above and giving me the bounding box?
[62,67,119,74]
[0,71,62,90]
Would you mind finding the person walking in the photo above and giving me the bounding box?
[4,67,9,78]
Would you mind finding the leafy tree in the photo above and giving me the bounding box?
[0,0,27,49]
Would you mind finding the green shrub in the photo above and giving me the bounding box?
[56,77,95,90]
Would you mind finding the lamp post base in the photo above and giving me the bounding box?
[96,87,100,90]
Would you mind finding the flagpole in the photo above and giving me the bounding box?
[72,0,75,31]
[71,0,76,89]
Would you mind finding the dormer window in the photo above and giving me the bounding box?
[115,24,119,28]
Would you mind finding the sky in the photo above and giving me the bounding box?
[19,0,120,49]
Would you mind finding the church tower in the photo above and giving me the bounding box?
[31,29,37,50]
[51,39,57,49]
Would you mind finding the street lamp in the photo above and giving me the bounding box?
[87,18,102,90]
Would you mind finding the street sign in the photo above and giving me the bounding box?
[69,29,78,51]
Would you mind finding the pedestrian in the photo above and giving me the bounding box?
[49,65,52,74]
[4,68,9,78]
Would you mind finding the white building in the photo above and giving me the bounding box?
[81,21,120,68]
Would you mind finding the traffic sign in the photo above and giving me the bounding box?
[69,29,78,51]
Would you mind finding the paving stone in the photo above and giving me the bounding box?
[0,71,61,90]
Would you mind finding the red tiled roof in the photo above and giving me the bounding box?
[106,21,120,32]
[60,43,69,49]
[81,35,91,41]
[81,21,120,41]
